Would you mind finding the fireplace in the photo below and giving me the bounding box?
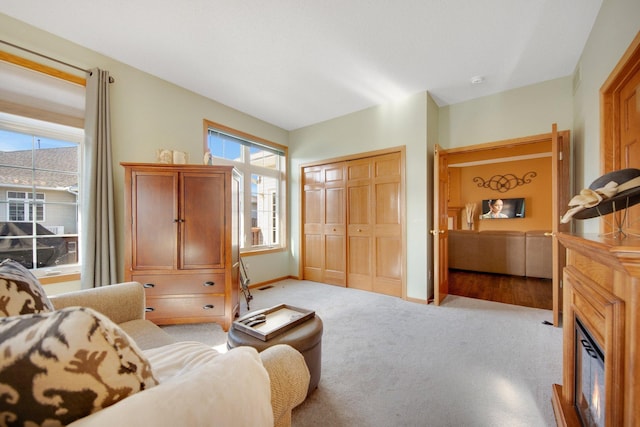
[575,318,605,427]
[552,233,638,427]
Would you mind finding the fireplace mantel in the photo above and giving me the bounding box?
[553,233,640,426]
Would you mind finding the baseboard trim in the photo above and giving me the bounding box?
[248,275,298,289]
[406,296,430,305]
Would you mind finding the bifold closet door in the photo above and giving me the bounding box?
[302,163,346,286]
[347,158,373,291]
[303,152,402,296]
[347,153,402,296]
[371,152,402,297]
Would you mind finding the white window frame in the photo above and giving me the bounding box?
[0,113,83,277]
[7,191,45,222]
[204,120,287,254]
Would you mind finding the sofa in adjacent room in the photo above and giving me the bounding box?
[0,259,310,427]
[448,229,552,279]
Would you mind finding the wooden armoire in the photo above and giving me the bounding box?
[302,149,404,297]
[122,163,240,331]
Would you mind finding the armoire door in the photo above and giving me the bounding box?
[130,170,179,270]
[180,172,226,269]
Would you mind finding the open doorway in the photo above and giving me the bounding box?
[432,126,570,323]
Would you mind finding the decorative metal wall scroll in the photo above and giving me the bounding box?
[473,171,537,193]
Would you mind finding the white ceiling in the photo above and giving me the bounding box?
[1,0,602,131]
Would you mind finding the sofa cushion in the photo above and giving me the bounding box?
[68,344,273,427]
[0,306,158,426]
[0,258,54,317]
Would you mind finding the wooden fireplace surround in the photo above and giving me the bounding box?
[553,233,640,426]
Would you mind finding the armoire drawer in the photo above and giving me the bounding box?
[132,273,225,296]
[144,295,225,321]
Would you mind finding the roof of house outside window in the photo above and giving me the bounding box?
[0,146,78,188]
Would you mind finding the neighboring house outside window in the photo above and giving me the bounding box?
[204,120,287,253]
[0,115,82,274]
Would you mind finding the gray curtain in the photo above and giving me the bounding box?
[81,68,117,288]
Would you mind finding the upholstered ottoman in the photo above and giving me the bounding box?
[227,313,323,397]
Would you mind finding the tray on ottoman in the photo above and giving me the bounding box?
[233,304,315,341]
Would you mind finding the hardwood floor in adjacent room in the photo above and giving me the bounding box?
[448,269,552,310]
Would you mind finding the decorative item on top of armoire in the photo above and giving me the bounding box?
[473,171,537,193]
[121,162,241,331]
[155,149,189,164]
[203,151,213,165]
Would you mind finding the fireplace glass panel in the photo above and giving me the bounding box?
[575,319,605,427]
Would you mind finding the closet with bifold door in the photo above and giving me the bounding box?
[302,148,405,298]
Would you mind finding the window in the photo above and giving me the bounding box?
[0,114,82,272]
[7,191,45,221]
[205,121,287,252]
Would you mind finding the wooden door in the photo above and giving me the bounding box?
[601,31,640,234]
[372,152,403,297]
[302,149,404,296]
[551,124,571,326]
[619,68,640,231]
[302,166,324,282]
[323,163,347,285]
[130,170,178,270]
[433,144,449,305]
[347,153,403,296]
[302,163,346,285]
[180,172,225,269]
[347,158,373,291]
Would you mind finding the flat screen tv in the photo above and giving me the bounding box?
[480,198,525,219]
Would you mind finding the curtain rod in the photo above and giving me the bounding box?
[0,39,114,83]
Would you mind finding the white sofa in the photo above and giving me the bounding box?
[50,282,311,427]
[0,270,310,427]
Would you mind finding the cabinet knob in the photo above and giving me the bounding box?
[203,281,215,287]
[143,283,155,288]
[145,307,155,312]
[203,304,215,310]
[173,219,185,223]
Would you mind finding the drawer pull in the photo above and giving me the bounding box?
[203,304,215,310]
[145,307,155,312]
[203,281,216,287]
[143,283,155,288]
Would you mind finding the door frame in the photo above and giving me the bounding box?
[600,30,640,235]
[299,146,407,297]
[433,127,571,325]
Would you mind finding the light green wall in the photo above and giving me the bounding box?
[572,0,640,234]
[289,92,430,300]
[438,76,574,149]
[0,13,291,288]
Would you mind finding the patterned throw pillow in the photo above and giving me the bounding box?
[0,258,54,317]
[0,306,158,426]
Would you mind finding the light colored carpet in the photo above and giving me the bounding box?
[162,279,562,427]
